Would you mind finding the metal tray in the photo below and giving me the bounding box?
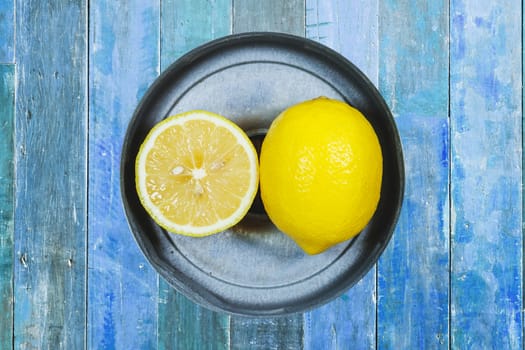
[121,32,404,316]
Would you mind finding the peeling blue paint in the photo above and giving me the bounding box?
[88,1,160,349]
[102,292,116,350]
[379,115,450,349]
[450,0,522,348]
[454,272,489,316]
[0,0,14,62]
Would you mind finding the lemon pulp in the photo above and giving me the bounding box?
[135,110,259,236]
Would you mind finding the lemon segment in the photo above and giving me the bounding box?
[136,110,259,236]
[260,97,383,254]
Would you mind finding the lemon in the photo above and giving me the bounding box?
[135,110,259,236]
[260,97,383,254]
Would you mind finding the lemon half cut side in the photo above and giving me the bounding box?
[135,110,259,237]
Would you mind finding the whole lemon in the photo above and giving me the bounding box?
[260,97,383,254]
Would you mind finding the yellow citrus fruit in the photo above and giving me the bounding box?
[260,97,383,254]
[135,110,259,236]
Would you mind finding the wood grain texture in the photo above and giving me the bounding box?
[13,1,87,348]
[303,1,378,348]
[158,287,230,350]
[230,317,303,350]
[303,273,376,350]
[4,1,523,349]
[381,116,450,349]
[450,0,522,348]
[0,64,14,350]
[228,1,305,349]
[161,0,231,68]
[305,0,378,85]
[158,1,231,349]
[88,1,160,349]
[377,1,450,348]
[0,0,14,63]
[233,0,304,35]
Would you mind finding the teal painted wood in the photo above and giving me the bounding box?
[0,0,14,62]
[158,287,230,350]
[377,1,450,349]
[233,0,304,35]
[230,318,303,349]
[0,64,14,350]
[303,1,378,348]
[13,1,88,348]
[450,1,522,348]
[160,0,232,68]
[88,1,160,349]
[158,1,231,349]
[228,1,305,349]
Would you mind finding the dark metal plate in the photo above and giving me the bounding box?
[121,32,404,316]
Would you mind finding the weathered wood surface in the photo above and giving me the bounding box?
[233,0,305,35]
[88,1,160,349]
[0,0,14,63]
[0,64,14,350]
[2,0,524,349]
[0,7,14,350]
[450,0,522,347]
[377,1,450,349]
[13,1,88,349]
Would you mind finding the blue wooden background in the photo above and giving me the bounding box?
[0,0,522,349]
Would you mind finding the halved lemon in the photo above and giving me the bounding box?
[135,110,259,236]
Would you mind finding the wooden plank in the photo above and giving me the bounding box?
[13,1,87,348]
[233,0,304,35]
[158,287,230,350]
[158,1,231,349]
[228,1,305,349]
[230,317,303,349]
[160,0,232,68]
[450,1,522,348]
[303,1,378,348]
[303,274,376,350]
[380,116,450,349]
[0,64,14,350]
[0,0,14,62]
[88,1,160,349]
[305,0,378,84]
[377,0,450,348]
